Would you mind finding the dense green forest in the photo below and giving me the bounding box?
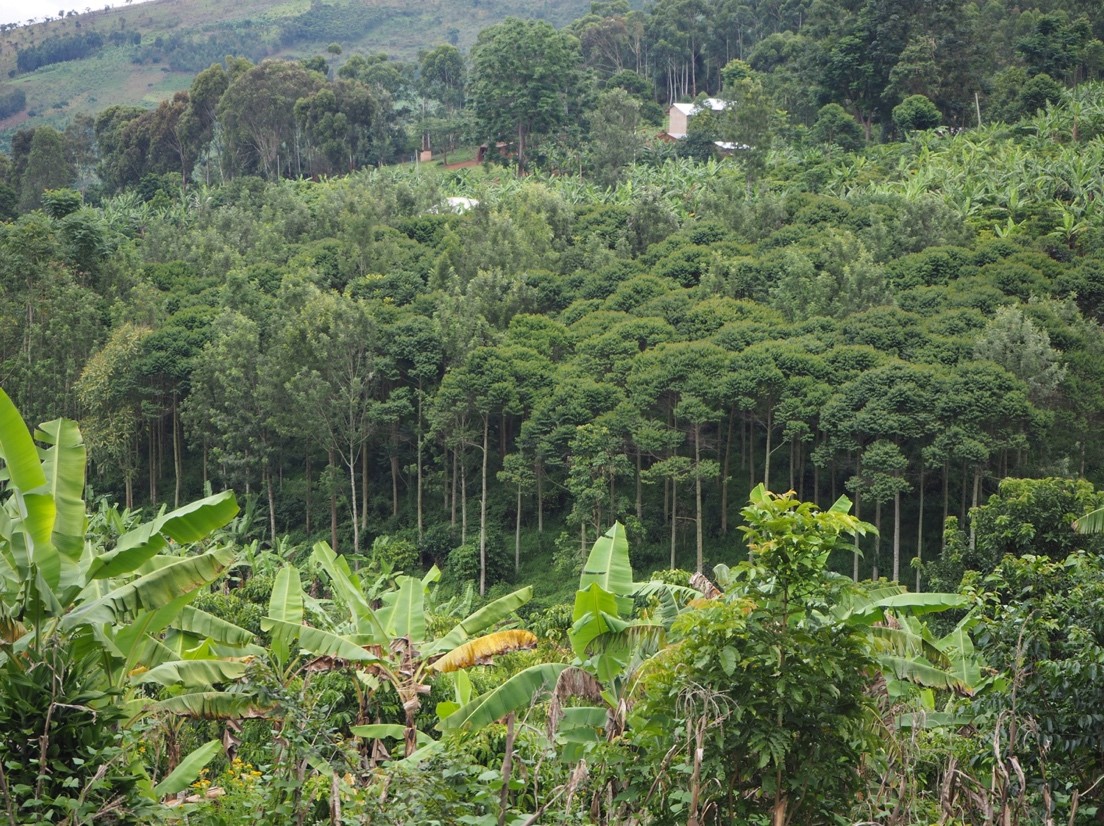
[3,0,1104,822]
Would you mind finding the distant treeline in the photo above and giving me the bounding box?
[16,32,104,73]
[128,4,405,74]
[278,3,404,47]
[0,87,26,120]
[133,28,270,73]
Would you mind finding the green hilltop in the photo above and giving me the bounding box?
[0,0,593,147]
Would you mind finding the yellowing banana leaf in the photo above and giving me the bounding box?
[423,586,533,656]
[429,629,537,673]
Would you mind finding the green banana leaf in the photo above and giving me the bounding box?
[36,418,86,560]
[440,662,568,732]
[89,491,239,580]
[570,583,626,659]
[579,522,634,597]
[153,740,222,798]
[896,710,972,729]
[1074,505,1104,534]
[378,575,425,642]
[0,388,46,491]
[310,542,387,642]
[260,618,382,664]
[877,654,969,692]
[177,606,255,647]
[137,658,250,688]
[423,586,533,656]
[266,565,305,627]
[350,724,436,748]
[154,691,272,719]
[841,591,970,624]
[63,545,236,630]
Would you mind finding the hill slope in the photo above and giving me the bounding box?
[0,0,592,148]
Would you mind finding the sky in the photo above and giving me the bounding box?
[0,0,155,27]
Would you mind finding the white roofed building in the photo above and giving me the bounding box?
[666,98,728,139]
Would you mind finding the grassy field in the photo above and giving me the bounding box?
[0,0,593,150]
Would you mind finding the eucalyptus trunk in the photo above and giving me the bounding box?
[479,415,489,596]
[694,422,703,574]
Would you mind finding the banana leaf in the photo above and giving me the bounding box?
[64,546,236,630]
[153,740,222,798]
[440,662,568,732]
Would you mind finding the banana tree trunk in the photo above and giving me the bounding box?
[498,713,516,826]
[916,466,925,592]
[670,476,677,569]
[172,392,182,508]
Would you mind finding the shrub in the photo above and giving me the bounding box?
[446,533,511,588]
[368,534,422,574]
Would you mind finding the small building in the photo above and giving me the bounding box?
[667,98,728,139]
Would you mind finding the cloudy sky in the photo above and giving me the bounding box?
[0,0,154,27]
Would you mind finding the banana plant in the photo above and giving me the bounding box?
[833,583,987,698]
[263,540,537,756]
[0,389,247,682]
[0,388,256,803]
[441,522,697,752]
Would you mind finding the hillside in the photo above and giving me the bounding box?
[0,0,593,148]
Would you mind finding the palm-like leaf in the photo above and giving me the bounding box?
[89,491,239,580]
[429,629,537,673]
[423,586,533,656]
[579,522,633,596]
[439,662,568,732]
[153,740,223,797]
[63,546,237,630]
[1074,505,1104,534]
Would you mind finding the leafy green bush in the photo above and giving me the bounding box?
[0,640,156,824]
[446,534,511,588]
[368,534,422,574]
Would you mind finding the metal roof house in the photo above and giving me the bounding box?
[666,98,728,139]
